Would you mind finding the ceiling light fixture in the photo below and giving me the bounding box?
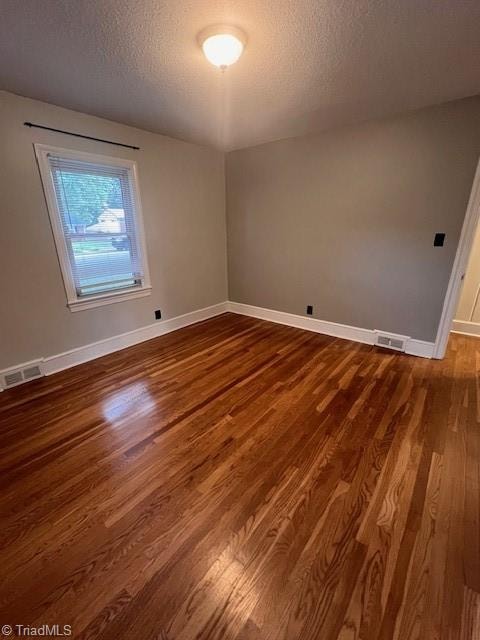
[198,25,247,70]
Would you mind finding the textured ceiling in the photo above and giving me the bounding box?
[1,0,479,150]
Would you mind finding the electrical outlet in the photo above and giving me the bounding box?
[306,305,313,315]
[154,309,162,320]
[434,233,445,247]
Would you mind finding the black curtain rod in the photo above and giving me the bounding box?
[24,122,140,150]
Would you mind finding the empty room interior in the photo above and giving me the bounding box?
[1,1,480,638]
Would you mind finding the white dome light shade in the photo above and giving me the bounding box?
[199,25,247,69]
[203,34,243,67]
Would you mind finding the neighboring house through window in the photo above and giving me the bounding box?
[35,145,151,311]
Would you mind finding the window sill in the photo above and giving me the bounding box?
[67,286,152,312]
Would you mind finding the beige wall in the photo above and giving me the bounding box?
[2,91,480,369]
[0,91,227,369]
[226,97,480,342]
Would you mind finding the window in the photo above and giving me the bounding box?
[35,144,151,311]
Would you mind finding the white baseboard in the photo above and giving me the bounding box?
[226,301,373,344]
[451,319,480,337]
[226,301,435,359]
[0,299,437,391]
[404,338,436,358]
[0,302,229,389]
[43,302,229,375]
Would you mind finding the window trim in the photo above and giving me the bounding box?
[35,144,151,312]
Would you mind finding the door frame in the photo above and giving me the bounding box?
[434,157,480,358]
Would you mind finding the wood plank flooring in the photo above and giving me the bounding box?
[0,313,479,639]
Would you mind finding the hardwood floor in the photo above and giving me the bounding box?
[0,313,479,640]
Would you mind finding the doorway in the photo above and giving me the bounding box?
[434,159,480,358]
[452,219,480,337]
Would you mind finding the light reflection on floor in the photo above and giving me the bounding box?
[102,381,156,424]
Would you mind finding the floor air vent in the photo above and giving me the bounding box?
[374,332,408,352]
[1,360,44,389]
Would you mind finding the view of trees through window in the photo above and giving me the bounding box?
[58,172,123,228]
[51,166,141,296]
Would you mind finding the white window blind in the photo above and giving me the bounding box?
[35,145,151,311]
[47,155,145,297]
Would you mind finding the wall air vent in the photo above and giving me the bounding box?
[23,365,42,380]
[1,360,44,390]
[4,371,23,387]
[374,331,409,352]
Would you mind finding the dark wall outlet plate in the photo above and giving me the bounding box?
[434,233,446,247]
[306,305,313,315]
[154,309,162,320]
